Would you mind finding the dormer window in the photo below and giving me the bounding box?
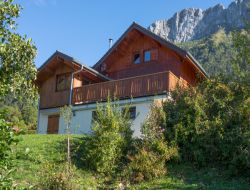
[144,50,151,62]
[56,73,71,92]
[133,53,141,64]
[144,49,158,62]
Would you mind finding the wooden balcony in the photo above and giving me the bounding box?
[72,71,180,105]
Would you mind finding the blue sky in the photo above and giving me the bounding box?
[15,0,233,67]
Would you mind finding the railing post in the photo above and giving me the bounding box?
[166,72,169,92]
[100,85,103,101]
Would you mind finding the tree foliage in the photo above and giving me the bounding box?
[163,80,249,175]
[0,0,37,188]
[163,28,250,177]
[0,0,38,131]
[0,0,37,100]
[80,99,133,178]
[125,105,178,184]
[179,29,237,77]
[231,29,250,83]
[0,116,18,188]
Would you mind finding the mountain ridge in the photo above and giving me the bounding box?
[148,0,250,42]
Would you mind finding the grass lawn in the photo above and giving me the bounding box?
[12,135,250,189]
[130,164,250,190]
[12,134,96,188]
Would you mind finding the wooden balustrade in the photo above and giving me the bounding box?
[72,71,179,105]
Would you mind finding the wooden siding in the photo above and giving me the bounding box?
[39,64,73,109]
[72,71,182,104]
[73,77,82,88]
[96,30,198,85]
[38,28,200,109]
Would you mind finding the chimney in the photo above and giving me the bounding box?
[109,38,113,49]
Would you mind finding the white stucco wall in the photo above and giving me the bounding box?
[130,102,151,137]
[37,95,167,137]
[37,113,48,134]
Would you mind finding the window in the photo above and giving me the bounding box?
[122,107,136,120]
[92,111,97,121]
[144,50,151,62]
[56,73,71,91]
[133,53,141,64]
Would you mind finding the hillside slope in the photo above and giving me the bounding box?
[12,135,250,189]
[178,30,236,76]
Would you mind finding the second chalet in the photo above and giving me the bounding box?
[36,23,208,136]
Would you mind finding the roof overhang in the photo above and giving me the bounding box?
[36,51,110,86]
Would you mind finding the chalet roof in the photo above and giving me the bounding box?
[93,22,208,78]
[38,51,81,72]
[37,51,110,81]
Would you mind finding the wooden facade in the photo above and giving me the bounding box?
[39,62,74,109]
[36,23,207,109]
[94,29,199,86]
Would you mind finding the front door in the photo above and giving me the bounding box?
[47,115,59,134]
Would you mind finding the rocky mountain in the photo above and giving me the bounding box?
[149,0,250,43]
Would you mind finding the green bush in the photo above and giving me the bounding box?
[38,162,97,190]
[80,99,133,178]
[0,101,38,132]
[0,105,27,131]
[124,105,178,184]
[125,147,167,183]
[0,115,18,189]
[163,80,250,176]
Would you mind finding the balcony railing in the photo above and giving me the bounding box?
[72,71,180,105]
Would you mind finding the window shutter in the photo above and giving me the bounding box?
[151,49,158,61]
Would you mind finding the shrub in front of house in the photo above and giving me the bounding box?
[80,99,133,182]
[163,80,250,177]
[77,100,179,187]
[123,105,178,184]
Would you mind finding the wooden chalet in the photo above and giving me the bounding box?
[36,22,207,135]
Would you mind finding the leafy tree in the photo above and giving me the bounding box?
[174,28,250,177]
[0,0,37,188]
[2,93,38,131]
[231,29,250,83]
[163,79,249,176]
[81,99,133,179]
[0,0,37,101]
[60,105,73,174]
[0,0,38,131]
[0,105,26,130]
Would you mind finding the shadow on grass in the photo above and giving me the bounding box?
[133,163,250,190]
[70,135,91,169]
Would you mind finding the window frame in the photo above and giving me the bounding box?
[55,72,71,92]
[144,50,151,62]
[133,52,141,64]
[92,110,98,123]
